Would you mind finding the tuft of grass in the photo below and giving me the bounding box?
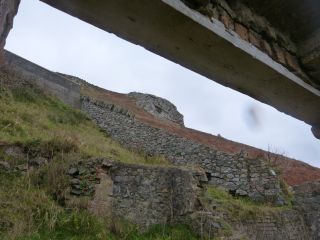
[109,219,197,240]
[206,186,289,221]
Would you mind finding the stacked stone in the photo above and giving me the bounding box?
[67,161,100,196]
[82,97,284,204]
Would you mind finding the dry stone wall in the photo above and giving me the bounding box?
[293,181,320,240]
[110,161,206,228]
[66,158,313,240]
[235,211,311,240]
[82,97,284,204]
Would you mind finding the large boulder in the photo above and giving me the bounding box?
[129,92,184,126]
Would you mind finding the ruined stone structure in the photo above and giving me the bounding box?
[1,0,320,237]
[66,158,314,239]
[82,96,284,203]
[1,50,320,239]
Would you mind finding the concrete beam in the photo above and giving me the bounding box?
[300,29,320,87]
[0,0,20,64]
[312,125,320,140]
[40,0,320,134]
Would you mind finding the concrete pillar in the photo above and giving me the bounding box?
[311,125,320,140]
[0,0,20,64]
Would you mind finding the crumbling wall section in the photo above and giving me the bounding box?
[110,162,205,228]
[82,97,284,204]
[293,181,320,239]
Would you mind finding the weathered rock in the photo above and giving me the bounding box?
[70,178,80,185]
[293,181,320,239]
[128,92,184,126]
[4,145,23,158]
[16,164,28,172]
[110,162,203,229]
[0,0,20,63]
[68,167,79,176]
[0,161,10,171]
[30,157,48,167]
[70,189,82,196]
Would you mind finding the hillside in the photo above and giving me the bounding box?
[1,51,320,239]
[0,77,198,239]
[76,75,320,187]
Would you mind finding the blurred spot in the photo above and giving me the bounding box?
[243,104,263,130]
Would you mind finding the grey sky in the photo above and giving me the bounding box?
[5,0,320,167]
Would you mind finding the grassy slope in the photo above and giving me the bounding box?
[0,82,292,240]
[0,84,196,240]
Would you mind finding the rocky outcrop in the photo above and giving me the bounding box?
[0,0,20,63]
[128,92,184,126]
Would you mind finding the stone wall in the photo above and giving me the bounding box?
[82,97,284,204]
[1,51,80,108]
[128,92,184,126]
[110,161,205,228]
[66,158,312,240]
[234,211,311,240]
[0,0,20,64]
[293,181,320,239]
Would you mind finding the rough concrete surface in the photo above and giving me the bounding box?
[40,0,320,138]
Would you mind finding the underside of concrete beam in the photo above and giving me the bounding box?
[40,0,320,134]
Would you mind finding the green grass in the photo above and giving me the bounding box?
[0,85,168,166]
[206,186,290,221]
[0,84,197,239]
[0,171,196,240]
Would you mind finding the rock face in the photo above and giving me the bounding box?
[110,161,205,228]
[0,0,20,63]
[128,92,184,126]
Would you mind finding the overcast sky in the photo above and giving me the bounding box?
[5,0,320,167]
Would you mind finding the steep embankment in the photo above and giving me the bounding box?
[1,51,319,239]
[78,78,320,187]
[0,74,197,239]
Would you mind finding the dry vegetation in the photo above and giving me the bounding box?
[0,84,195,240]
